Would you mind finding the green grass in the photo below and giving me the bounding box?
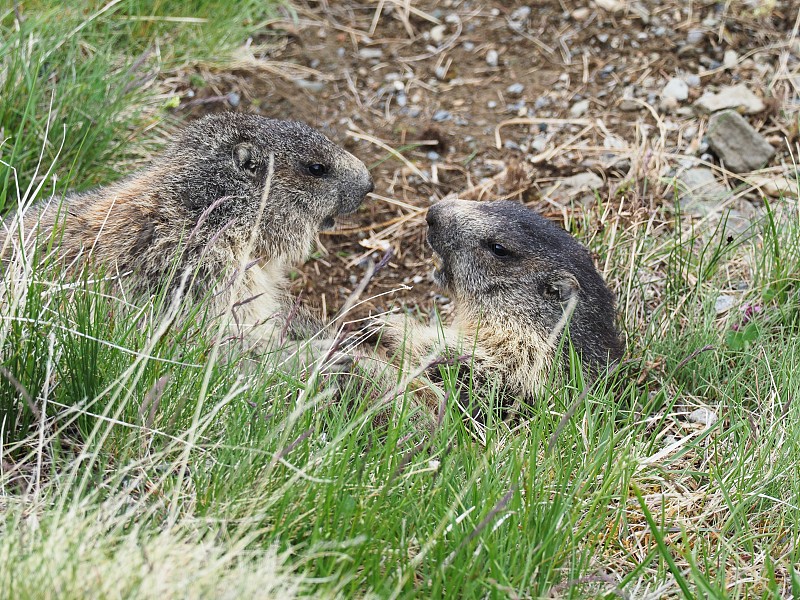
[0,0,272,210]
[3,2,800,598]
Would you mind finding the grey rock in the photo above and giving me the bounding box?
[227,92,240,107]
[662,77,689,101]
[723,49,738,69]
[707,110,775,173]
[293,79,325,93]
[561,171,604,190]
[695,84,765,114]
[432,109,452,122]
[570,99,590,117]
[358,48,384,60]
[506,82,524,96]
[486,49,499,67]
[688,408,718,426]
[429,24,446,44]
[510,6,531,20]
[678,167,729,209]
[715,294,735,314]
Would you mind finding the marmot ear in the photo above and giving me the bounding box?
[545,271,580,302]
[234,143,258,175]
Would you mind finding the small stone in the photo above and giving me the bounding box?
[531,135,547,152]
[749,175,800,198]
[506,83,524,96]
[715,295,735,314]
[688,408,718,426]
[662,77,689,102]
[430,24,447,44]
[432,109,452,122]
[707,110,775,173]
[686,74,701,87]
[695,84,765,115]
[561,171,604,190]
[570,99,590,117]
[358,48,383,60]
[686,29,704,44]
[510,6,531,21]
[678,167,729,210]
[293,79,325,93]
[593,0,624,12]
[486,49,499,67]
[227,92,240,107]
[619,98,641,111]
[571,7,590,20]
[723,49,738,69]
[487,100,497,109]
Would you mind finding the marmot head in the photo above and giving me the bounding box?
[426,199,623,370]
[163,112,373,264]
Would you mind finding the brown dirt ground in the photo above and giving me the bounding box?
[172,0,799,325]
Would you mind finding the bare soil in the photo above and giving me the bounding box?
[173,0,799,323]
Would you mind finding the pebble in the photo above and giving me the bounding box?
[593,0,624,12]
[486,49,499,67]
[707,110,775,173]
[227,92,240,107]
[715,294,736,314]
[662,77,689,102]
[531,135,547,152]
[686,29,704,44]
[487,100,497,108]
[678,167,729,208]
[723,49,738,69]
[506,83,524,96]
[571,7,590,20]
[688,408,718,426]
[432,109,452,122]
[686,74,701,87]
[570,99,590,117]
[510,6,531,21]
[430,24,446,44]
[749,175,800,198]
[695,84,765,115]
[358,48,383,60]
[561,171,604,190]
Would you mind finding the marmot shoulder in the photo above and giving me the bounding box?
[2,112,373,344]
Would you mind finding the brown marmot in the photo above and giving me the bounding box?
[1,113,373,345]
[357,199,623,417]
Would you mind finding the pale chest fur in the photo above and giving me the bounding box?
[212,256,289,347]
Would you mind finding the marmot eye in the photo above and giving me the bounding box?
[307,163,328,177]
[488,242,511,258]
[243,160,258,174]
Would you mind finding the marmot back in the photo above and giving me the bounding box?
[1,113,373,344]
[361,199,623,415]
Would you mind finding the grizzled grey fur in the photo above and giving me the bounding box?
[363,199,623,415]
[2,112,373,344]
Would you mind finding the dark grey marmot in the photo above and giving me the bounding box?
[2,113,373,345]
[362,199,623,414]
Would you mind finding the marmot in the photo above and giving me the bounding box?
[1,113,373,345]
[357,199,623,417]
